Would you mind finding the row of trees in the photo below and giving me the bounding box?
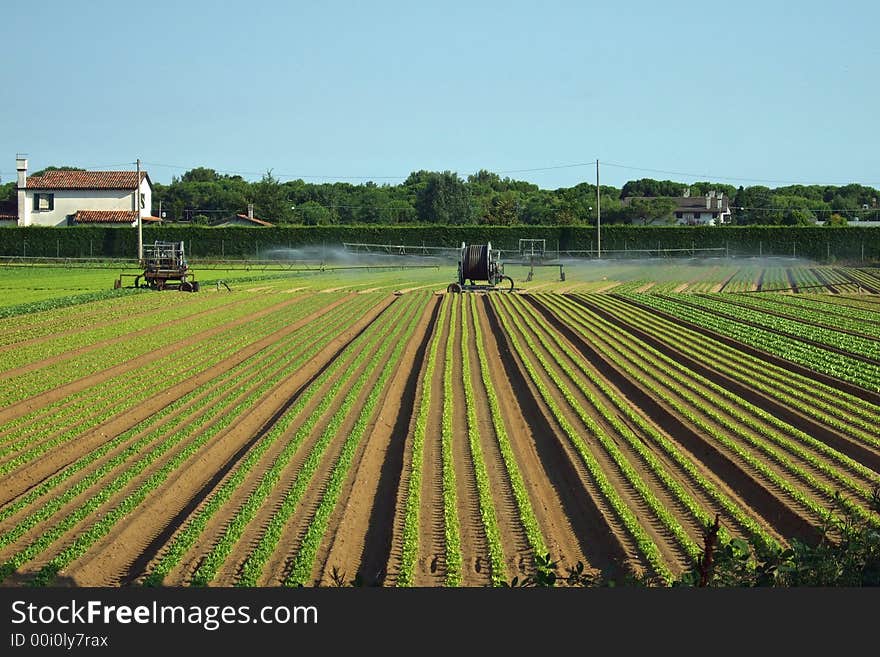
[2,167,877,226]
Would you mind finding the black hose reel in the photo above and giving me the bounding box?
[447,242,514,293]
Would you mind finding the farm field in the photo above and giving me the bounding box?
[1,262,879,587]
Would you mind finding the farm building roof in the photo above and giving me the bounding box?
[71,210,157,224]
[25,170,150,190]
[213,213,274,227]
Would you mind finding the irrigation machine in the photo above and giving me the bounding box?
[115,240,200,292]
[446,242,515,293]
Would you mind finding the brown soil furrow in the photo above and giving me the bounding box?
[319,297,439,587]
[0,297,369,539]
[531,295,816,545]
[37,297,395,586]
[231,339,385,587]
[483,296,634,579]
[161,358,354,586]
[590,294,880,430]
[501,296,694,577]
[463,299,531,581]
[0,295,363,506]
[578,295,880,472]
[413,298,449,586]
[449,297,491,586]
[381,302,441,587]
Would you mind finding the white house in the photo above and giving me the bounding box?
[13,156,154,227]
[672,189,731,225]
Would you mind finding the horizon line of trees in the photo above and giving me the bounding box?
[2,166,878,227]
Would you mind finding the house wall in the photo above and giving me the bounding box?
[22,181,152,227]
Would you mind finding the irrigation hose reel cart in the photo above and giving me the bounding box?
[447,242,514,293]
[115,240,200,292]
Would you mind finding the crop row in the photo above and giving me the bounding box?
[189,294,414,585]
[628,293,880,391]
[668,294,880,360]
[532,294,779,551]
[283,294,425,586]
[397,296,447,587]
[0,294,340,474]
[459,296,505,585]
[489,294,674,583]
[564,296,880,527]
[585,294,880,449]
[0,293,314,408]
[468,295,547,558]
[0,295,378,584]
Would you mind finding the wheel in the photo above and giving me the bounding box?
[180,281,193,292]
[191,281,200,292]
[447,282,463,294]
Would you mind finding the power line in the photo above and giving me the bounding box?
[602,161,880,187]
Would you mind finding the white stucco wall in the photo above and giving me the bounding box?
[21,178,152,226]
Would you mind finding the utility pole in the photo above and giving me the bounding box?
[136,158,143,263]
[596,159,601,258]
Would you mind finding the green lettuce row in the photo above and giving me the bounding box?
[498,294,699,562]
[139,295,380,585]
[0,297,375,584]
[441,296,462,586]
[282,295,424,586]
[469,294,547,558]
[190,295,412,585]
[397,295,447,587]
[589,294,880,443]
[489,295,674,584]
[564,297,868,530]
[459,296,506,585]
[0,294,330,462]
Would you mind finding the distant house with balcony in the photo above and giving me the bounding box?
[621,188,732,225]
[8,156,159,227]
[672,189,731,225]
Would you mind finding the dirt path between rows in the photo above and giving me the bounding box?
[482,296,631,577]
[0,295,356,506]
[319,297,439,586]
[27,297,396,585]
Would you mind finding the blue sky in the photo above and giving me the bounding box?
[2,0,877,190]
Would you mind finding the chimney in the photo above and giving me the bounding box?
[16,156,27,188]
[683,187,690,198]
[716,192,723,209]
[16,155,29,226]
[705,193,711,209]
[247,203,254,221]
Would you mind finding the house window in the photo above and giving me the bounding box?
[33,193,54,211]
[675,212,683,218]
[712,212,718,219]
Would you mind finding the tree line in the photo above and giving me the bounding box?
[2,167,878,226]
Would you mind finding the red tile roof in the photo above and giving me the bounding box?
[73,210,138,224]
[232,213,273,226]
[26,171,149,190]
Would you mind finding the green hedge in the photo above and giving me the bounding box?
[1,224,878,262]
